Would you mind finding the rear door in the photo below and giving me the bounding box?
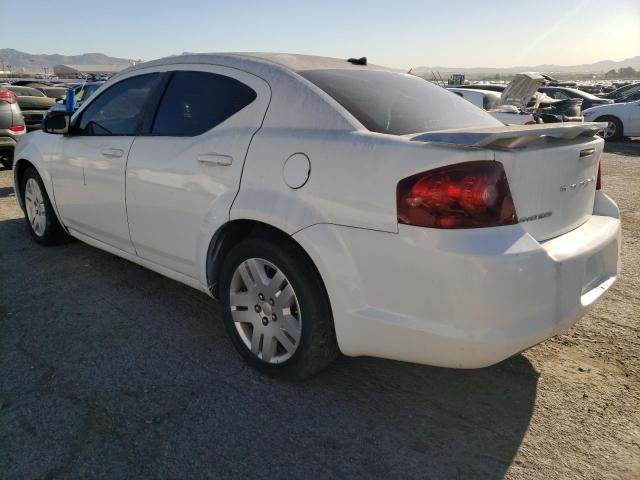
[51,72,163,253]
[125,65,270,277]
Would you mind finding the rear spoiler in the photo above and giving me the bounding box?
[411,122,606,149]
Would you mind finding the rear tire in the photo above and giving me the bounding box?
[596,115,623,141]
[21,167,68,245]
[219,236,339,380]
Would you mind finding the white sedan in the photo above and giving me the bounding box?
[13,53,620,379]
[583,99,640,140]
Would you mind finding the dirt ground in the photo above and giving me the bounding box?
[0,140,639,480]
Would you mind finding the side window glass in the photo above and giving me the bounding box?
[151,71,257,136]
[77,74,160,136]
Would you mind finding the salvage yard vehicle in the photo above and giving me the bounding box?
[447,87,538,125]
[583,99,640,140]
[538,86,613,112]
[13,53,621,379]
[0,89,26,169]
[454,74,584,123]
[4,86,56,130]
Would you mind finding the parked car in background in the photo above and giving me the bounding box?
[538,86,613,111]
[13,53,619,379]
[600,83,640,100]
[0,89,26,169]
[583,99,640,140]
[49,81,105,113]
[5,86,56,130]
[37,86,68,100]
[447,87,537,125]
[453,75,583,122]
[614,88,640,104]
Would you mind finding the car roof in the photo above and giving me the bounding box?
[120,52,393,77]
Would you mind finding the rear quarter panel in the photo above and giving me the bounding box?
[232,128,495,234]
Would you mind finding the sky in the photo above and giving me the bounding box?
[1,0,638,69]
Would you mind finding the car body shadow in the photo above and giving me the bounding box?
[604,138,640,157]
[0,215,537,479]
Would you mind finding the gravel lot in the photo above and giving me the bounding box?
[1,141,639,480]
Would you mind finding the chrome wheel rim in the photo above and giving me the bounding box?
[229,258,302,364]
[603,121,616,139]
[24,178,46,237]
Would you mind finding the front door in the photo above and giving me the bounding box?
[51,73,162,254]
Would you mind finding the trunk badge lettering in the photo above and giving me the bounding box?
[560,176,595,192]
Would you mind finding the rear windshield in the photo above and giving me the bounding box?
[300,69,502,135]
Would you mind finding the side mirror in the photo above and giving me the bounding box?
[43,111,73,135]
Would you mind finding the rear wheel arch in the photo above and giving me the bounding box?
[206,220,329,306]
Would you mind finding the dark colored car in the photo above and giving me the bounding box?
[5,86,56,130]
[0,89,26,169]
[601,83,640,100]
[538,86,613,112]
[614,88,640,103]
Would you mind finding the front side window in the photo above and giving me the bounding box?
[77,74,160,136]
[151,71,257,136]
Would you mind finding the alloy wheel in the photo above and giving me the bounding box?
[24,178,46,237]
[229,258,302,363]
[603,121,617,140]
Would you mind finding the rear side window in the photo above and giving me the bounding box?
[151,71,257,136]
[77,73,160,136]
[300,69,501,135]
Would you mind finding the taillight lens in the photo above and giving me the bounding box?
[596,161,602,190]
[0,90,17,103]
[9,124,25,133]
[397,161,518,229]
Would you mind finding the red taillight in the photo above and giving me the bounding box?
[397,161,518,229]
[9,124,25,133]
[596,161,602,190]
[0,90,17,103]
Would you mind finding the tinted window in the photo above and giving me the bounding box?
[77,74,160,136]
[300,70,501,135]
[151,71,257,136]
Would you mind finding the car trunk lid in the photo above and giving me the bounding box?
[411,122,606,241]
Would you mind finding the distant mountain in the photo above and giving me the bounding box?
[413,56,640,76]
[0,49,138,72]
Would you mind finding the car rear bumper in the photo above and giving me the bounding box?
[294,192,620,368]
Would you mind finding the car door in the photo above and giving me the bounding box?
[51,73,162,254]
[125,66,270,277]
[628,100,640,136]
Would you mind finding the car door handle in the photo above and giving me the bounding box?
[197,153,233,166]
[101,148,124,158]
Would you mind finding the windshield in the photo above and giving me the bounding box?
[300,69,501,135]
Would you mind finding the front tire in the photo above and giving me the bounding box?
[219,236,339,379]
[21,167,68,245]
[596,115,623,141]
